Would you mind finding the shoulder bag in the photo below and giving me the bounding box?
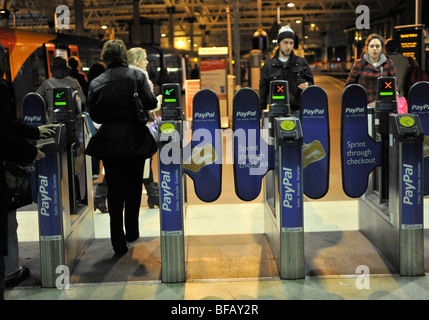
[133,70,153,123]
[4,161,32,211]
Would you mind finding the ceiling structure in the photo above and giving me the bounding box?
[0,0,406,52]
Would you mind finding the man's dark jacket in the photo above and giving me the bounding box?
[259,50,314,113]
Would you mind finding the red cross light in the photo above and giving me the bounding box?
[384,82,392,89]
[276,85,284,93]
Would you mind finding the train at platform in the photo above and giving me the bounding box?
[0,27,196,119]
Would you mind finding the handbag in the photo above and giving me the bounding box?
[4,161,32,211]
[133,70,153,123]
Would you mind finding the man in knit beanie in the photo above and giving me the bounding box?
[259,25,314,116]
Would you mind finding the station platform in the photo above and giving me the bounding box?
[5,75,429,301]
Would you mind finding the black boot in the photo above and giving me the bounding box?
[146,182,159,208]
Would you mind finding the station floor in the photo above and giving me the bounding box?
[5,75,429,302]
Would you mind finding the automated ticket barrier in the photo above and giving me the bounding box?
[52,87,88,215]
[388,114,424,275]
[158,83,223,282]
[374,77,397,202]
[27,88,95,287]
[158,83,186,282]
[262,80,305,279]
[341,78,425,276]
[274,117,305,279]
[158,80,328,281]
[35,124,70,287]
[260,80,329,279]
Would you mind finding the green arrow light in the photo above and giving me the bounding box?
[56,91,65,99]
[165,88,174,95]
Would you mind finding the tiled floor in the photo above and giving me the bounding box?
[4,200,429,301]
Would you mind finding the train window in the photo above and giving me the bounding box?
[164,53,181,83]
[147,53,160,83]
[31,54,48,86]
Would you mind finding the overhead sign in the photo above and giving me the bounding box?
[395,25,425,69]
[199,50,227,100]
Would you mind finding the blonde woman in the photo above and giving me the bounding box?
[127,47,154,93]
[127,47,160,209]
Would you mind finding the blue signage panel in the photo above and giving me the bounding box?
[159,161,183,233]
[300,86,330,199]
[22,93,47,203]
[159,122,183,233]
[408,81,429,195]
[401,142,423,228]
[183,89,222,202]
[341,84,381,198]
[232,88,269,201]
[280,145,303,230]
[37,153,62,239]
[22,93,46,126]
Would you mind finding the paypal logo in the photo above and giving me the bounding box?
[194,112,215,119]
[303,109,325,116]
[411,104,429,112]
[236,111,257,118]
[345,107,365,114]
[24,115,42,123]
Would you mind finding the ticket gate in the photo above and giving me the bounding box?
[158,81,330,282]
[23,90,94,287]
[341,78,425,276]
[261,81,330,279]
[158,83,187,282]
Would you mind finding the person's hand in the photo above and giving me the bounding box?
[35,147,46,160]
[298,82,309,90]
[38,125,56,139]
[152,94,162,112]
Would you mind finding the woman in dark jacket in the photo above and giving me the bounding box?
[86,39,159,255]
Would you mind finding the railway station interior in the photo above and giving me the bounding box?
[2,0,429,304]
